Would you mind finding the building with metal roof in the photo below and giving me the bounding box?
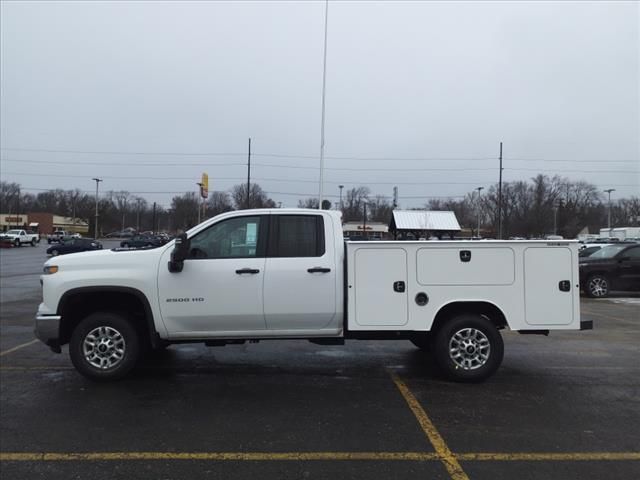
[388,210,461,239]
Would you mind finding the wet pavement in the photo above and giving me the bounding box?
[1,243,638,479]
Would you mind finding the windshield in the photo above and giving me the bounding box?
[5,230,21,235]
[588,245,628,259]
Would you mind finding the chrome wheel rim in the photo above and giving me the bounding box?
[83,326,126,369]
[449,328,491,370]
[588,277,608,297]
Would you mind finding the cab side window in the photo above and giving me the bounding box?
[188,216,264,259]
[270,215,325,257]
[625,247,640,259]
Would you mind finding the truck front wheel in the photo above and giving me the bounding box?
[433,314,503,383]
[69,312,140,381]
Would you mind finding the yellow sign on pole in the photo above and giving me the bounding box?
[200,173,209,198]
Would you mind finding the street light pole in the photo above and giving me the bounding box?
[196,183,203,224]
[604,188,616,235]
[92,178,102,238]
[475,186,484,237]
[339,185,344,211]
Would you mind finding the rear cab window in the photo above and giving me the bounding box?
[269,215,325,258]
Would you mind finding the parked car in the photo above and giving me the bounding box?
[120,235,162,248]
[0,229,39,247]
[48,231,81,244]
[105,231,132,239]
[47,238,103,256]
[579,244,640,297]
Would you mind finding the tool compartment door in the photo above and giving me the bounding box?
[351,247,409,327]
[524,247,575,326]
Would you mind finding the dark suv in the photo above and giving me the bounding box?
[579,244,640,297]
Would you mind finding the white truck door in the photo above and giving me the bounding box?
[157,215,268,336]
[523,247,575,326]
[352,247,409,327]
[263,214,338,330]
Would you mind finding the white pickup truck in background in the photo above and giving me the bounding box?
[0,229,39,247]
[35,209,591,382]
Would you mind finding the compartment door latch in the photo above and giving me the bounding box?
[393,281,406,293]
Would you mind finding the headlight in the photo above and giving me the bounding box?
[43,265,59,275]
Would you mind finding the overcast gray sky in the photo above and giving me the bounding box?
[1,0,638,208]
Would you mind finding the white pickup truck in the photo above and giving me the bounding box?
[35,209,591,382]
[1,229,39,247]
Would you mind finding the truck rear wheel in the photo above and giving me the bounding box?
[31,239,37,246]
[69,312,140,381]
[433,314,503,383]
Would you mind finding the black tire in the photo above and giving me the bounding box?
[433,314,504,383]
[585,274,609,298]
[122,243,129,248]
[31,239,37,246]
[410,333,432,351]
[14,239,20,247]
[48,239,52,244]
[69,311,140,381]
[51,249,59,256]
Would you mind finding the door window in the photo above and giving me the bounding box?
[188,216,263,259]
[270,215,325,257]
[624,247,640,259]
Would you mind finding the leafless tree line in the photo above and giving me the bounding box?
[2,175,638,238]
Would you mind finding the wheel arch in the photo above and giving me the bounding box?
[431,301,508,334]
[57,286,161,348]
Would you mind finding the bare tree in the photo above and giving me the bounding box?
[206,191,234,217]
[230,183,276,210]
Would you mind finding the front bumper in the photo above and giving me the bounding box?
[34,314,62,353]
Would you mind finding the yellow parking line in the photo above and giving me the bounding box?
[0,452,439,462]
[457,452,640,461]
[0,339,38,357]
[389,372,469,480]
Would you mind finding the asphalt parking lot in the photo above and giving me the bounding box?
[1,242,639,479]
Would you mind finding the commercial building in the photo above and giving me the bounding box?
[0,213,88,235]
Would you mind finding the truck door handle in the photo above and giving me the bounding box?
[235,268,260,275]
[307,267,331,273]
[393,281,405,293]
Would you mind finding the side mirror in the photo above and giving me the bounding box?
[168,233,190,273]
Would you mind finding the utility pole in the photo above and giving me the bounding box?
[196,183,203,224]
[553,201,559,235]
[604,188,616,235]
[318,0,329,209]
[392,186,398,209]
[92,178,102,238]
[497,142,503,239]
[475,186,484,237]
[246,137,251,209]
[338,185,344,211]
[152,202,157,234]
[121,198,127,234]
[362,203,367,238]
[136,198,142,231]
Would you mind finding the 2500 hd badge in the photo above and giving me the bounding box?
[166,297,205,303]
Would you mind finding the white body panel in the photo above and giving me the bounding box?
[263,214,339,331]
[352,248,408,327]
[346,241,580,332]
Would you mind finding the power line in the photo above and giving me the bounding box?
[2,147,637,163]
[5,171,639,188]
[3,157,637,174]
